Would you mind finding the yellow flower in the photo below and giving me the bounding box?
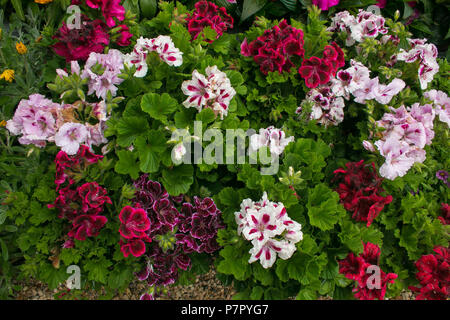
[0,120,7,127]
[0,69,14,82]
[16,42,27,54]
[34,0,53,4]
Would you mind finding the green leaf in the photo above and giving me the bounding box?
[250,286,264,300]
[307,184,345,231]
[140,0,157,18]
[135,131,167,173]
[0,239,8,262]
[217,246,251,281]
[196,108,216,124]
[296,288,317,300]
[241,0,268,21]
[161,165,194,196]
[114,150,140,179]
[85,258,112,284]
[116,116,150,147]
[141,93,179,123]
[280,0,297,11]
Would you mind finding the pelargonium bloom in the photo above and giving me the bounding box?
[298,57,333,88]
[82,0,125,27]
[186,1,233,42]
[235,192,302,269]
[182,66,235,119]
[409,246,449,300]
[333,160,393,226]
[312,0,340,11]
[119,206,151,239]
[81,49,125,99]
[69,214,108,240]
[52,15,109,61]
[241,19,304,75]
[250,126,294,156]
[54,122,89,155]
[339,242,398,300]
[438,203,450,225]
[116,24,133,46]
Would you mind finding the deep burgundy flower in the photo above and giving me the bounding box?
[186,1,233,42]
[133,175,169,210]
[119,206,151,239]
[69,214,108,240]
[152,198,180,229]
[116,24,133,46]
[178,202,195,233]
[48,186,80,220]
[409,246,450,300]
[174,253,191,271]
[323,42,345,76]
[242,19,304,75]
[52,15,109,62]
[194,196,218,217]
[190,213,218,241]
[298,57,333,88]
[333,161,392,227]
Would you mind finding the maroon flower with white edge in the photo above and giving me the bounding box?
[178,202,194,233]
[194,196,217,217]
[152,198,180,228]
[190,213,218,241]
[119,206,151,239]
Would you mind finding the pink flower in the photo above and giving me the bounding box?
[81,49,124,99]
[86,0,125,27]
[352,77,379,104]
[374,79,406,105]
[242,210,281,242]
[120,238,147,258]
[116,25,133,46]
[69,215,108,240]
[55,122,89,155]
[151,36,183,67]
[376,0,387,8]
[311,0,340,11]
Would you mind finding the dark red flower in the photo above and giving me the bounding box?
[152,198,180,229]
[52,15,109,62]
[333,161,392,227]
[409,246,449,300]
[339,242,398,300]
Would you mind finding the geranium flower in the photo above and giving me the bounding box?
[77,182,112,213]
[248,239,296,269]
[120,238,148,258]
[190,213,218,241]
[69,214,108,240]
[116,25,133,46]
[151,36,183,67]
[250,126,294,156]
[410,246,449,300]
[52,15,109,61]
[55,122,89,155]
[312,0,340,11]
[152,198,180,229]
[438,203,450,225]
[119,206,151,239]
[298,57,333,88]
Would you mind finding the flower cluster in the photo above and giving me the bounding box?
[249,126,294,157]
[333,160,393,227]
[6,94,61,148]
[372,104,435,180]
[409,246,449,300]
[119,206,152,257]
[328,10,389,47]
[241,20,305,75]
[235,192,303,269]
[185,1,233,42]
[52,15,110,62]
[81,49,125,99]
[424,90,450,127]
[72,0,125,27]
[312,0,339,11]
[124,36,183,78]
[298,42,344,88]
[6,93,108,154]
[120,175,224,289]
[397,38,439,90]
[182,65,236,119]
[297,85,345,127]
[48,146,110,246]
[331,60,405,105]
[339,242,398,300]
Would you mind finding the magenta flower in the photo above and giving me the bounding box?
[116,24,133,46]
[312,0,340,11]
[436,170,449,183]
[119,206,151,239]
[69,215,108,240]
[120,238,147,258]
[298,57,333,88]
[78,182,112,213]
